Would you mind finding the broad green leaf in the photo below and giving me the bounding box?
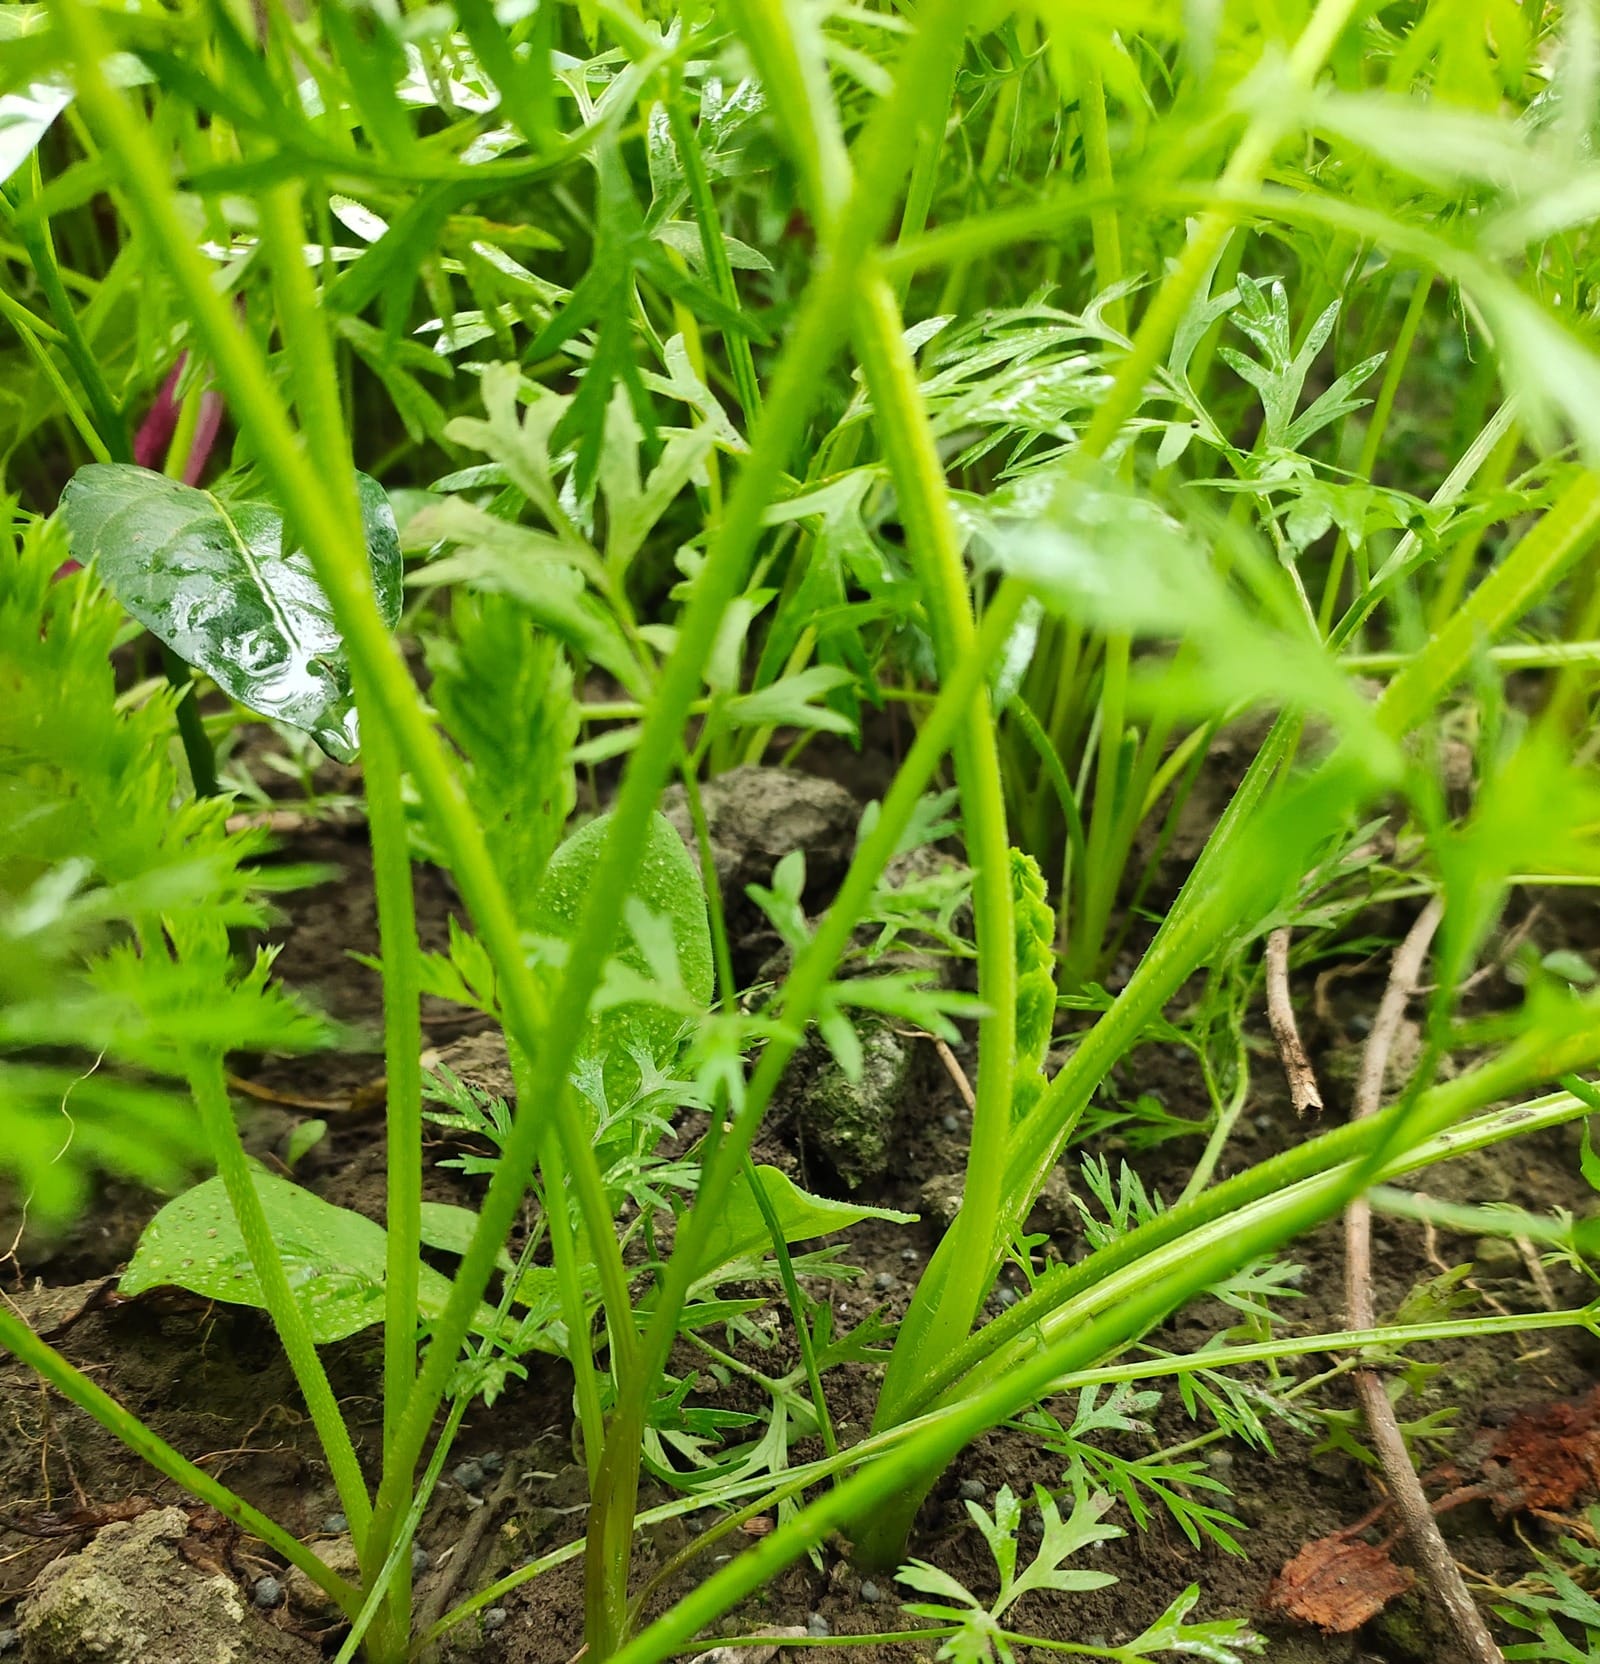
[120,1171,466,1344]
[418,1199,514,1271]
[57,463,401,762]
[530,810,713,1094]
[693,1163,915,1279]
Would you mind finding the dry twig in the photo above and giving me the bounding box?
[1344,900,1504,1664]
[1265,927,1322,1115]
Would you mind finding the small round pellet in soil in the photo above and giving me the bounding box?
[956,1478,985,1502]
[807,1614,830,1638]
[322,1512,348,1534]
[941,1115,959,1133]
[412,1545,431,1574]
[484,1608,508,1631]
[996,1286,1018,1308]
[859,1581,882,1604]
[873,1271,895,1291]
[900,1248,918,1263]
[253,1576,284,1610]
[453,1459,485,1491]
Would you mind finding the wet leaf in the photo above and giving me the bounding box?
[530,810,713,1090]
[121,1170,473,1344]
[57,463,401,761]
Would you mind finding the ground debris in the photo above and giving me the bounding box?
[1464,1383,1600,1516]
[686,1626,806,1664]
[1264,1528,1414,1633]
[16,1505,307,1663]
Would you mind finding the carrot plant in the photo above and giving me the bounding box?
[5,0,1600,1660]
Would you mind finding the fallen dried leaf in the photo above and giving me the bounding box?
[1265,1532,1414,1633]
[1475,1385,1600,1516]
[0,1496,153,1539]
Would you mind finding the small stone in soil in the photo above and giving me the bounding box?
[941,1114,960,1133]
[956,1479,986,1503]
[807,1614,830,1638]
[453,1459,486,1491]
[483,1608,508,1632]
[253,1575,284,1610]
[859,1581,882,1604]
[322,1512,348,1535]
[996,1286,1018,1308]
[873,1271,895,1291]
[900,1248,918,1263]
[412,1545,431,1574]
[479,1451,505,1475]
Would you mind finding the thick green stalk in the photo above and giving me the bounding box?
[187,1055,373,1543]
[849,269,1018,1423]
[0,1305,358,1617]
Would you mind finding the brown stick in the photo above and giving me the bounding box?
[1265,927,1323,1115]
[1344,900,1503,1664]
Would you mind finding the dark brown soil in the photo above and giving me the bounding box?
[4,758,1599,1664]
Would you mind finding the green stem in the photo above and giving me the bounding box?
[849,270,1018,1428]
[677,767,837,1455]
[666,86,762,425]
[1077,0,1366,466]
[609,1032,1600,1664]
[0,1304,359,1618]
[1076,55,1124,333]
[187,1055,373,1545]
[360,703,422,1635]
[1318,268,1434,633]
[586,584,1027,1655]
[577,5,988,1649]
[3,166,130,459]
[1064,631,1128,989]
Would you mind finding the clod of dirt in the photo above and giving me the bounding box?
[16,1507,306,1664]
[661,767,858,907]
[283,1534,360,1621]
[426,1030,515,1101]
[918,1173,965,1230]
[1264,1531,1414,1633]
[791,1022,913,1187]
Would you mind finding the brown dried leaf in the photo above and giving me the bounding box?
[1476,1385,1600,1517]
[1265,1533,1414,1632]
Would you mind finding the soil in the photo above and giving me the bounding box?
[4,735,1600,1664]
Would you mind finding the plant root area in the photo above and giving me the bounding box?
[4,756,1599,1664]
